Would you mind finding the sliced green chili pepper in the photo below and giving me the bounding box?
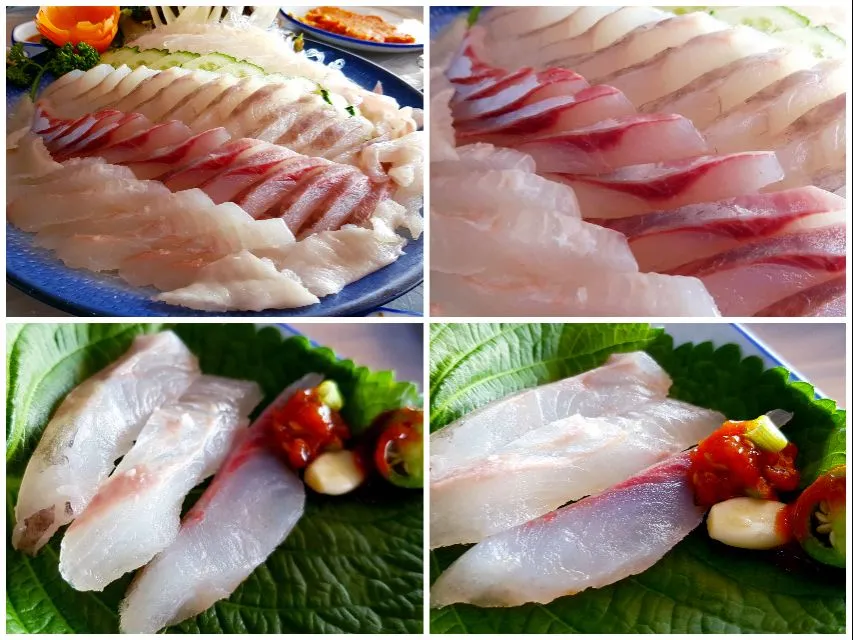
[791,465,845,568]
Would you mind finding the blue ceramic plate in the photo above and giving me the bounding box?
[6,38,423,317]
[280,6,424,53]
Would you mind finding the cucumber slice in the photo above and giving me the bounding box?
[216,61,266,77]
[100,46,140,67]
[125,48,170,69]
[148,51,200,70]
[181,52,239,72]
[710,6,810,33]
[775,25,846,58]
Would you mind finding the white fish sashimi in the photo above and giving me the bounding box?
[119,427,305,633]
[566,12,729,80]
[12,331,200,555]
[431,452,705,608]
[551,152,785,220]
[641,47,817,128]
[702,59,846,154]
[600,26,778,106]
[58,375,262,591]
[431,270,720,317]
[431,352,672,478]
[432,400,722,547]
[155,251,320,311]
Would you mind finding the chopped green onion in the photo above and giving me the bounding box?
[317,380,344,411]
[467,7,482,27]
[744,415,789,452]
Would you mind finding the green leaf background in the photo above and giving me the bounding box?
[430,323,846,634]
[6,323,423,634]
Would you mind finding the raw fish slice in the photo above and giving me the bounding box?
[119,427,305,634]
[54,112,149,161]
[156,251,319,311]
[119,219,294,291]
[431,207,635,278]
[299,175,388,235]
[641,48,817,128]
[161,139,263,191]
[431,452,705,607]
[262,226,406,297]
[595,187,846,273]
[431,169,580,222]
[670,224,846,316]
[430,71,457,163]
[276,165,357,233]
[452,68,589,122]
[12,331,199,554]
[532,7,668,67]
[486,6,621,66]
[480,6,579,42]
[433,143,537,175]
[515,114,707,174]
[566,13,729,81]
[38,64,116,105]
[198,145,300,204]
[61,65,134,111]
[220,80,322,139]
[431,351,673,477]
[234,159,328,220]
[433,400,722,547]
[189,76,269,133]
[50,67,160,118]
[123,128,232,180]
[45,111,114,151]
[702,59,846,154]
[768,95,846,191]
[431,270,720,317]
[162,74,239,124]
[36,111,98,145]
[456,85,636,144]
[600,27,777,106]
[130,70,223,122]
[551,152,784,220]
[8,180,173,232]
[754,275,846,317]
[59,375,262,591]
[111,68,191,115]
[96,121,194,165]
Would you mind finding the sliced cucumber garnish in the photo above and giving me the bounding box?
[775,25,846,58]
[710,6,810,33]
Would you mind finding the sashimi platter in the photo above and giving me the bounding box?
[6,324,424,633]
[429,323,846,633]
[6,6,423,315]
[430,6,847,316]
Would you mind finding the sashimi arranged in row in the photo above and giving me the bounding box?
[36,63,423,186]
[431,352,723,547]
[430,7,846,317]
[8,136,413,311]
[32,106,396,237]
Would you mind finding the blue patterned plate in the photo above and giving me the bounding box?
[6,38,423,317]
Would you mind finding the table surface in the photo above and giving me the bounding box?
[5,6,423,318]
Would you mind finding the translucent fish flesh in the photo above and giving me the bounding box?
[532,6,668,68]
[641,47,817,128]
[671,224,846,316]
[600,26,778,106]
[769,95,846,192]
[12,331,200,554]
[514,114,708,174]
[550,152,784,219]
[754,275,846,317]
[59,375,263,591]
[702,59,846,154]
[431,452,705,608]
[565,12,728,80]
[431,353,722,546]
[119,427,305,633]
[595,187,847,273]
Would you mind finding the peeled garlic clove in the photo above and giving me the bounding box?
[304,450,365,496]
[707,497,790,550]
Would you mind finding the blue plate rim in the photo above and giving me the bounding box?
[280,9,424,50]
[6,36,423,318]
